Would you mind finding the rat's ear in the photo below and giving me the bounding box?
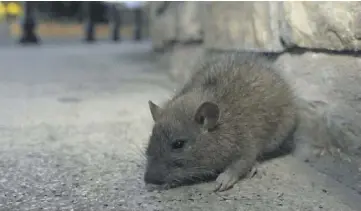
[148,100,162,122]
[194,102,220,130]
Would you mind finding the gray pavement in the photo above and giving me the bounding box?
[0,42,360,211]
[0,23,13,46]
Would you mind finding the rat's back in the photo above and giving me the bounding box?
[174,52,293,107]
[172,51,296,154]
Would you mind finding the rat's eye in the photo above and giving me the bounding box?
[171,139,186,150]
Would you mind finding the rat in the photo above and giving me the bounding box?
[143,52,297,192]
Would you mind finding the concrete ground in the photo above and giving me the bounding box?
[0,42,360,211]
[0,23,11,46]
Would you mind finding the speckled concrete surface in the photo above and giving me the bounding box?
[0,42,360,211]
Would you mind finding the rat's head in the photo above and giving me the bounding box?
[144,100,221,187]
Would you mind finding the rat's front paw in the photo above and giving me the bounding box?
[214,170,240,192]
[247,163,266,179]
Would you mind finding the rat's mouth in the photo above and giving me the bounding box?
[144,166,219,190]
[162,173,218,189]
[145,173,218,191]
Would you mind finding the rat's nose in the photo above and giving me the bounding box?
[144,170,164,185]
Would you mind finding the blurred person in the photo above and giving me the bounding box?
[106,1,144,41]
[19,1,39,44]
[123,1,144,41]
[106,2,121,41]
[83,1,97,42]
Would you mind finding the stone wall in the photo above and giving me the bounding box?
[149,2,361,193]
[202,2,361,51]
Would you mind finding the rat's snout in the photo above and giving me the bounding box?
[144,167,165,185]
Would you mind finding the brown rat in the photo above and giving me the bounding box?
[144,52,297,191]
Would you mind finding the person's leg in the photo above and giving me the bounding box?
[133,8,142,41]
[19,2,40,44]
[108,4,121,42]
[83,1,96,43]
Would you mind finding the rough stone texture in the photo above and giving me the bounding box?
[149,2,178,50]
[167,44,205,84]
[176,2,203,43]
[281,2,361,51]
[150,2,361,52]
[202,2,284,52]
[149,2,203,50]
[275,52,361,156]
[0,42,360,211]
[202,2,361,51]
[274,52,361,194]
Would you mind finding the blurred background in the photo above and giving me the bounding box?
[0,1,149,45]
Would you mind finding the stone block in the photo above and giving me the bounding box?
[202,2,284,52]
[274,52,361,193]
[176,2,203,43]
[167,45,205,84]
[281,2,361,51]
[274,52,361,158]
[149,2,203,50]
[149,2,178,50]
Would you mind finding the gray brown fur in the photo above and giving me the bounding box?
[144,52,297,191]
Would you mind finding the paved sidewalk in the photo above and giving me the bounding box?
[0,23,12,46]
[0,42,359,211]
